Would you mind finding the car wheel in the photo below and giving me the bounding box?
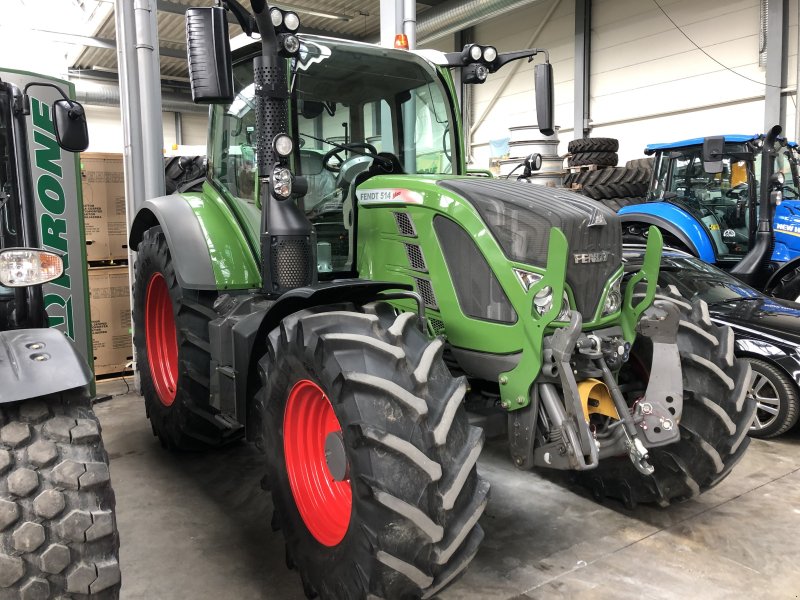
[747,358,800,438]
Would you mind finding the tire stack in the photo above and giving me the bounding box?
[563,138,653,211]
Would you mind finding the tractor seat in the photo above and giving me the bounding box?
[300,150,336,208]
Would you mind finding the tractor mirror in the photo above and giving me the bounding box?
[702,136,724,174]
[186,7,234,104]
[52,99,89,152]
[534,62,554,136]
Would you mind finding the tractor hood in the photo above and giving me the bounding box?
[438,178,621,318]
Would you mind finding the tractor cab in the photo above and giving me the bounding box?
[213,37,460,276]
[620,129,800,296]
[646,134,799,267]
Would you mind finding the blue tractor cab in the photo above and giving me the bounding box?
[619,127,800,300]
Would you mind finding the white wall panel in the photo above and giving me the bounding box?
[467,0,798,166]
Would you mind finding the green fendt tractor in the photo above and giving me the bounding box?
[129,2,755,598]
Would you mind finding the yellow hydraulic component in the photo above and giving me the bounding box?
[578,378,620,422]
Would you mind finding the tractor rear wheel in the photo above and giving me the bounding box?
[133,227,235,450]
[582,288,756,507]
[0,388,120,598]
[256,302,488,599]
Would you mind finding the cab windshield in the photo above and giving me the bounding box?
[209,37,458,273]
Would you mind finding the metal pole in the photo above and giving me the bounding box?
[764,0,786,131]
[134,0,166,200]
[379,0,402,47]
[403,0,416,49]
[796,0,800,142]
[115,0,145,389]
[573,0,591,139]
[174,112,183,146]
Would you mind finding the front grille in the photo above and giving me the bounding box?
[433,216,516,323]
[404,243,427,272]
[414,277,438,309]
[438,178,620,318]
[393,212,417,237]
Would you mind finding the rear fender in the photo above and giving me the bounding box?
[128,188,260,291]
[0,329,92,403]
[618,203,717,263]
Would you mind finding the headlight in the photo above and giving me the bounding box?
[0,249,63,287]
[274,134,294,157]
[283,11,300,31]
[482,46,497,62]
[469,45,482,61]
[514,269,571,320]
[270,7,283,27]
[602,275,623,316]
[272,166,292,198]
[513,268,542,290]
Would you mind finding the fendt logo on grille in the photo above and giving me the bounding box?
[573,251,610,264]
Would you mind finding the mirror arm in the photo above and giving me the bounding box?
[251,0,279,54]
[491,48,549,73]
[18,82,74,116]
[221,0,256,36]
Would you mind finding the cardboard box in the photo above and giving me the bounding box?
[89,266,133,376]
[81,153,127,262]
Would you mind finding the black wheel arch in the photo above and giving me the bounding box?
[234,280,414,441]
[129,198,218,290]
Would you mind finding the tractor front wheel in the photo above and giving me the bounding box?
[582,288,756,507]
[0,389,120,598]
[256,302,488,599]
[133,227,233,450]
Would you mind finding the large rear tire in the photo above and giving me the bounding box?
[133,227,237,450]
[0,389,120,598]
[581,288,756,507]
[256,302,488,599]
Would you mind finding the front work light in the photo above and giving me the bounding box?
[272,166,293,199]
[0,248,63,287]
[284,11,300,31]
[274,134,294,157]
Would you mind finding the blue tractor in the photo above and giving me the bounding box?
[618,126,800,300]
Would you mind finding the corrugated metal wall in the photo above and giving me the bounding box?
[469,0,798,165]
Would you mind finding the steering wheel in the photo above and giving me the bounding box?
[323,142,378,173]
[725,183,749,199]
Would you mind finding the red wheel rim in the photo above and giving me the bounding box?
[145,273,179,407]
[283,380,352,546]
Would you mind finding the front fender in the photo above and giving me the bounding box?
[129,184,260,291]
[0,329,92,403]
[618,203,717,263]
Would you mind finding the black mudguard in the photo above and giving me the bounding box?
[0,329,92,403]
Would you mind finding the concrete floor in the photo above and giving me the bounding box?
[94,379,800,600]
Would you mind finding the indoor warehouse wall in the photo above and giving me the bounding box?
[83,105,209,154]
[469,0,798,166]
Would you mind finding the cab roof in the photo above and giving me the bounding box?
[645,134,798,154]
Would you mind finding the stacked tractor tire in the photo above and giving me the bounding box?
[563,137,653,211]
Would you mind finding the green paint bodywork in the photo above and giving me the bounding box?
[181,182,261,289]
[355,175,663,409]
